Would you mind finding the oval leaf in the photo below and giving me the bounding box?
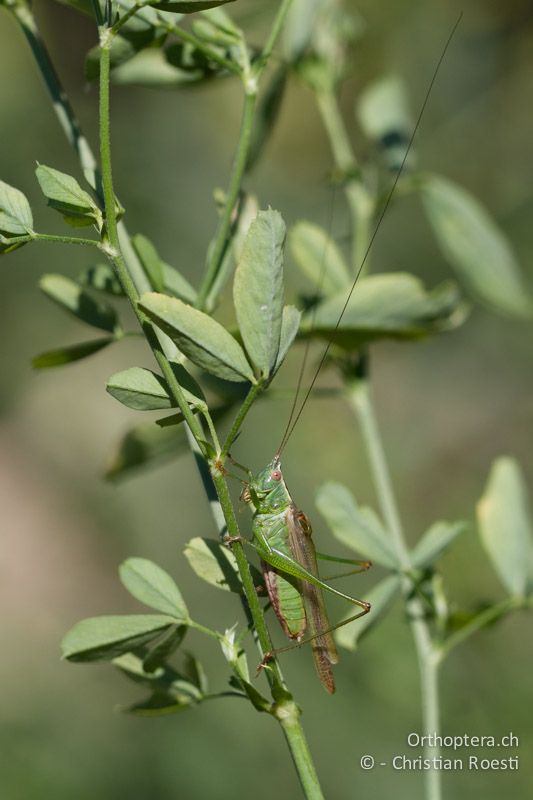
[411,520,467,570]
[148,1,235,12]
[477,457,533,597]
[316,482,399,568]
[119,557,189,620]
[35,164,99,221]
[40,274,119,333]
[32,337,114,369]
[0,180,33,235]
[336,575,400,651]
[106,365,204,411]
[61,614,176,662]
[139,292,255,382]
[303,273,463,348]
[420,174,533,318]
[233,209,286,378]
[289,221,350,295]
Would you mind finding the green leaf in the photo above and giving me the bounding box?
[132,234,165,291]
[32,337,114,368]
[289,221,350,296]
[39,274,119,333]
[78,263,124,296]
[35,164,100,224]
[105,419,189,481]
[420,174,533,318]
[233,209,286,378]
[119,557,189,620]
[139,292,255,383]
[302,273,463,348]
[0,180,33,235]
[477,457,533,597]
[61,614,177,662]
[316,482,398,568]
[148,1,235,13]
[184,537,242,592]
[336,576,400,651]
[273,305,301,373]
[411,521,467,569]
[106,365,205,411]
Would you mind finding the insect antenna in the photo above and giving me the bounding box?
[276,185,338,457]
[277,12,463,457]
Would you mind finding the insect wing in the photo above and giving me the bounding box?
[286,504,338,693]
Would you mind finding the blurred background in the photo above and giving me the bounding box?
[1,1,532,798]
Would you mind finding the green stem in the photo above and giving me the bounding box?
[256,0,295,75]
[221,381,263,458]
[277,703,325,800]
[33,232,101,247]
[197,90,257,309]
[437,595,528,662]
[166,22,240,75]
[348,381,442,800]
[315,90,373,271]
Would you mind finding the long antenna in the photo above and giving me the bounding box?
[277,13,463,456]
[277,185,338,454]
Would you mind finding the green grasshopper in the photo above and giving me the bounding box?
[239,456,371,694]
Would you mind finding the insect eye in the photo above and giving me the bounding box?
[271,469,281,481]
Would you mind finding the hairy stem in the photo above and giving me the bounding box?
[348,381,442,800]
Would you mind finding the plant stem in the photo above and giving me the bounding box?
[348,381,442,800]
[277,704,325,800]
[315,90,373,271]
[436,595,529,662]
[197,0,295,310]
[221,381,263,458]
[165,21,240,75]
[34,232,101,247]
[197,90,257,309]
[257,0,295,73]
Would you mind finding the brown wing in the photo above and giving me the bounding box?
[286,504,338,694]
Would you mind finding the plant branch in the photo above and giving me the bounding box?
[315,89,373,272]
[437,595,530,662]
[221,381,263,458]
[347,380,442,800]
[196,90,256,310]
[256,0,295,77]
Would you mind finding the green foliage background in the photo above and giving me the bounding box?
[1,1,532,798]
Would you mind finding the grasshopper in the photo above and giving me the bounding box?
[239,457,371,694]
